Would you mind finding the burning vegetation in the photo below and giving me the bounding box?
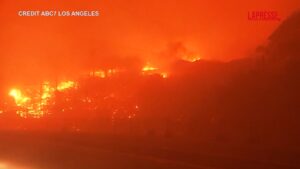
[0,11,299,159]
[5,64,171,120]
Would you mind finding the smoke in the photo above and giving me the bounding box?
[1,0,300,86]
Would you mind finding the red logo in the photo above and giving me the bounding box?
[248,11,281,21]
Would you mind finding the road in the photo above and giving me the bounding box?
[0,132,299,169]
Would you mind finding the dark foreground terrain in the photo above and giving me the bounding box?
[0,132,299,169]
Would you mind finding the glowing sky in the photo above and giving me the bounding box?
[0,0,299,86]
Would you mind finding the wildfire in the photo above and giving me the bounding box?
[57,81,77,91]
[7,63,171,119]
[142,65,158,72]
[8,83,54,118]
[160,72,168,78]
[8,80,77,118]
[91,69,120,78]
[42,82,54,99]
[182,55,201,62]
[93,70,106,78]
[141,63,170,79]
[9,89,30,106]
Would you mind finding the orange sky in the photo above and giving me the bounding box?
[0,0,299,85]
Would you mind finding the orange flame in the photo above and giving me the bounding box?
[9,80,76,118]
[182,55,201,62]
[9,89,30,106]
[57,81,77,91]
[142,64,158,72]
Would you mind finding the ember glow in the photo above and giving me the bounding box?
[141,64,169,78]
[182,55,201,62]
[142,65,158,72]
[93,70,106,78]
[160,72,169,79]
[9,83,52,118]
[8,80,77,118]
[57,81,77,91]
[0,1,300,168]
[9,89,30,107]
[7,65,170,119]
[92,69,120,78]
[0,162,33,169]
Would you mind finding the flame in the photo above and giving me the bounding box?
[40,82,55,111]
[57,81,76,91]
[107,69,119,77]
[182,55,201,62]
[141,63,169,78]
[142,65,158,72]
[9,80,75,118]
[93,70,106,78]
[7,64,171,119]
[9,89,30,106]
[92,69,119,78]
[8,83,56,118]
[42,82,54,99]
[160,72,169,78]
